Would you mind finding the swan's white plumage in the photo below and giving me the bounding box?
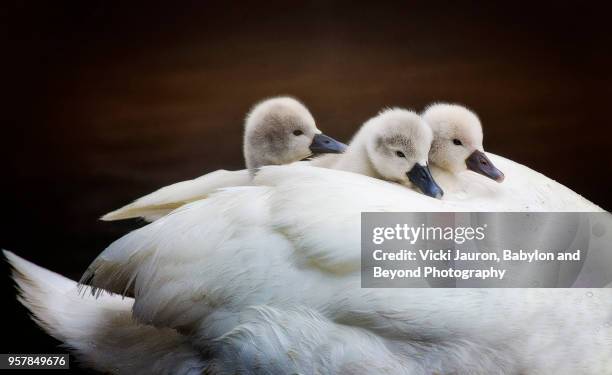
[84,166,461,297]
[4,250,205,375]
[487,153,603,211]
[8,251,425,374]
[79,165,612,374]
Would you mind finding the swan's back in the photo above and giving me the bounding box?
[488,154,604,211]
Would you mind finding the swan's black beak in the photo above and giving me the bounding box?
[309,133,347,154]
[407,163,444,199]
[466,150,505,182]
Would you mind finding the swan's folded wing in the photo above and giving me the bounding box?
[82,166,465,330]
[257,165,465,274]
[101,169,252,221]
[86,165,464,296]
[82,184,277,293]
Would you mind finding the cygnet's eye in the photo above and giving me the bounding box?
[293,130,304,136]
[452,139,463,146]
[396,151,406,158]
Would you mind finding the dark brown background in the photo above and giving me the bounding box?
[1,1,611,371]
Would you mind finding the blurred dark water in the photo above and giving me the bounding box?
[1,1,610,369]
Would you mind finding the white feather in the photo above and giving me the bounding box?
[101,169,251,221]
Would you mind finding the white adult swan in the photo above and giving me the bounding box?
[102,96,346,221]
[422,103,604,211]
[60,164,610,374]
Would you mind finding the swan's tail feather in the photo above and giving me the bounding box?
[4,250,206,375]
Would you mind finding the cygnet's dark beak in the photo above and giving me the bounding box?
[309,133,347,154]
[407,163,444,199]
[465,150,505,182]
